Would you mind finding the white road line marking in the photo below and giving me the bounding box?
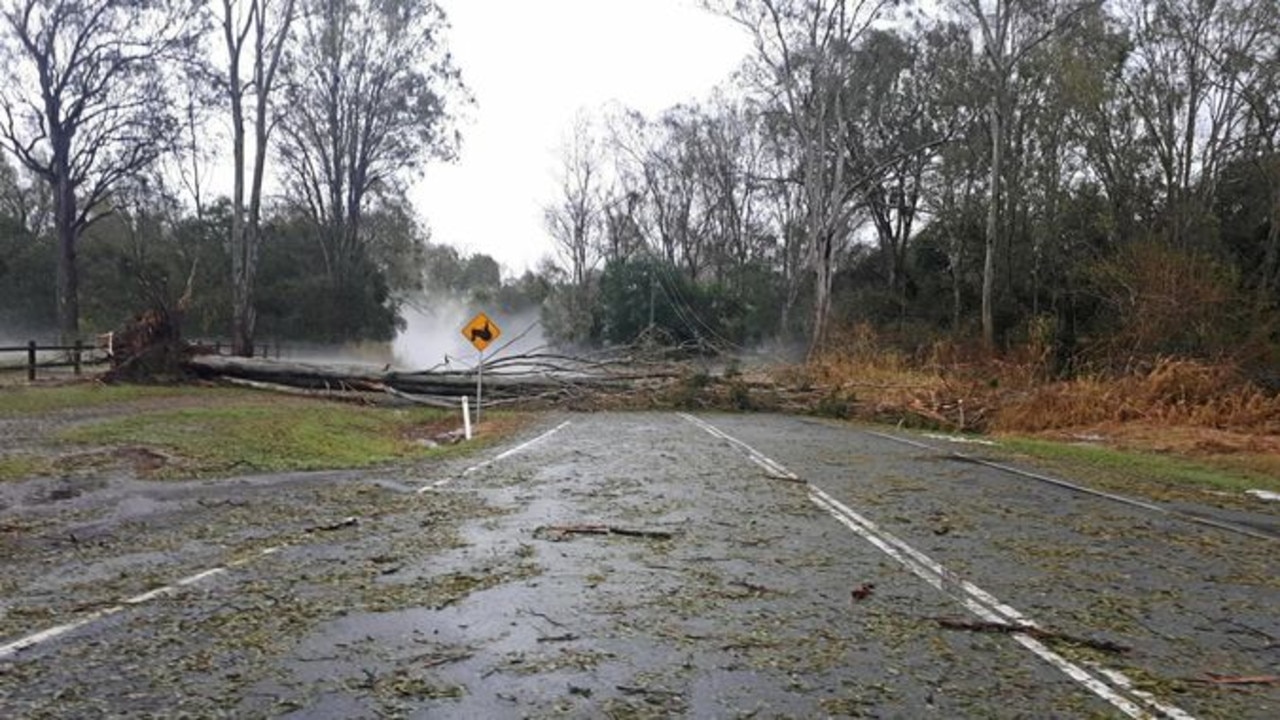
[867,429,1167,513]
[1094,666,1199,720]
[680,414,1195,720]
[174,567,227,586]
[0,606,125,660]
[124,587,174,605]
[678,413,799,480]
[228,545,284,568]
[420,420,571,492]
[0,557,262,660]
[865,430,1277,542]
[809,488,1148,718]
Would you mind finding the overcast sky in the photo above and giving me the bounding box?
[412,0,752,278]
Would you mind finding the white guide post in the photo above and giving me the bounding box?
[461,395,472,441]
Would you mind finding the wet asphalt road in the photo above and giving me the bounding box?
[1,412,1277,718]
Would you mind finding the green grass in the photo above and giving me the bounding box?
[997,437,1280,495]
[58,402,458,477]
[0,384,190,416]
[0,455,54,482]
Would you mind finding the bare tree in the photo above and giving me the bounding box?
[712,0,892,358]
[0,0,195,342]
[547,119,603,289]
[956,0,1099,349]
[216,0,296,356]
[1116,0,1271,246]
[545,117,604,341]
[277,0,464,307]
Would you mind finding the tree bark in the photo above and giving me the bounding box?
[227,1,251,357]
[55,172,79,344]
[981,99,1002,350]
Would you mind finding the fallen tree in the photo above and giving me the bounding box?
[183,350,681,408]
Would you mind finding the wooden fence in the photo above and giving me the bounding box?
[0,340,103,381]
[2,337,292,381]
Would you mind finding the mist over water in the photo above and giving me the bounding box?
[392,296,546,372]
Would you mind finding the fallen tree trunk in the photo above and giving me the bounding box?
[187,354,596,397]
[182,350,837,415]
[184,352,660,408]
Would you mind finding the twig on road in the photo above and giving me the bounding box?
[533,524,676,542]
[728,579,776,595]
[932,616,1130,654]
[536,633,580,643]
[416,651,474,669]
[1193,673,1280,686]
[307,516,359,533]
[524,610,567,628]
[617,684,683,699]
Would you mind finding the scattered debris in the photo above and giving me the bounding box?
[309,516,359,533]
[523,609,567,628]
[532,524,676,542]
[417,652,474,669]
[932,617,1130,654]
[923,433,997,446]
[433,429,466,445]
[537,633,580,643]
[1245,489,1280,502]
[851,583,876,601]
[728,579,775,596]
[616,684,683,700]
[1194,673,1280,686]
[928,511,952,536]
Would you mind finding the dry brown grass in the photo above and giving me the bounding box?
[793,326,1280,463]
[800,324,999,430]
[993,358,1280,434]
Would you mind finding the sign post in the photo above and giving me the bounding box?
[461,312,501,426]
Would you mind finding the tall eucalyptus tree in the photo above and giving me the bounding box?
[0,0,198,341]
[277,0,465,321]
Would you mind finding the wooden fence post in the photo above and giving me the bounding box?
[73,339,83,375]
[27,340,36,381]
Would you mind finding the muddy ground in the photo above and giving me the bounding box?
[1,412,1278,718]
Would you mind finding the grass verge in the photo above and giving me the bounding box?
[993,436,1280,497]
[0,383,190,415]
[0,383,522,479]
[0,455,55,482]
[57,401,475,477]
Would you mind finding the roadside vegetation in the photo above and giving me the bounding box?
[0,384,190,416]
[782,323,1280,499]
[0,384,507,481]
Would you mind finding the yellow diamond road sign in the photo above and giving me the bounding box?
[462,312,501,352]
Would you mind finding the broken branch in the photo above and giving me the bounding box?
[932,617,1130,654]
[533,524,676,542]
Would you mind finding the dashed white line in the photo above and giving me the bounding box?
[0,546,286,660]
[681,413,1195,720]
[0,606,124,660]
[420,420,572,491]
